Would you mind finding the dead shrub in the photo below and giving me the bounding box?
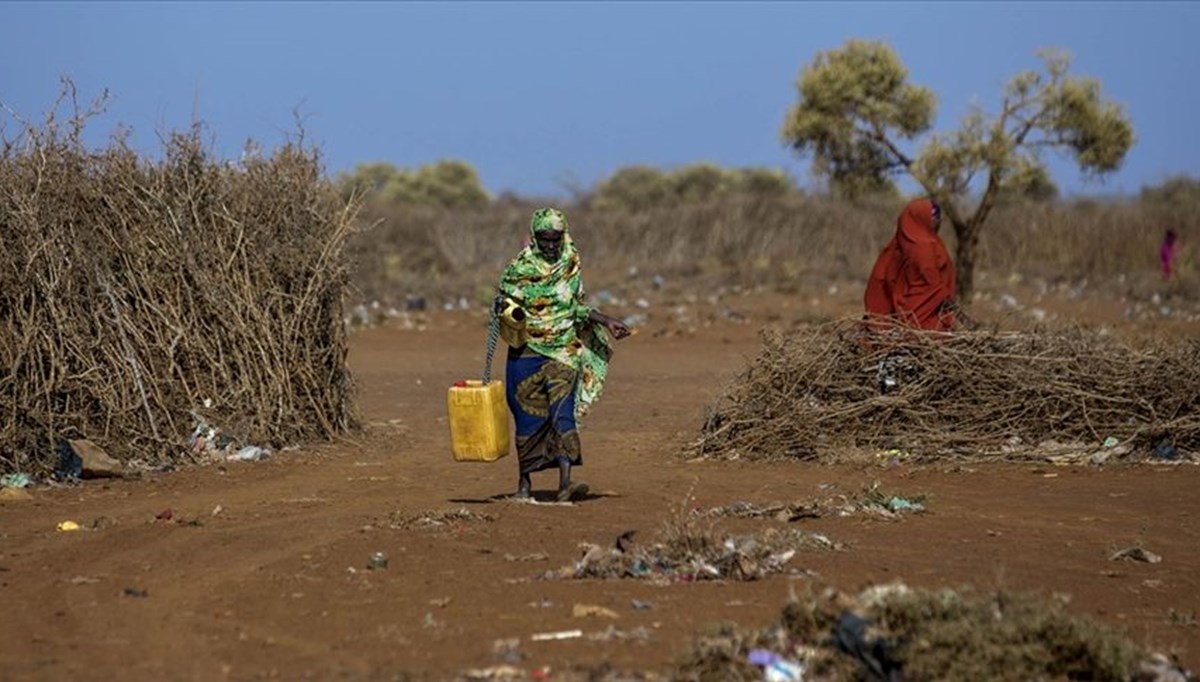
[695,319,1200,462]
[0,85,358,475]
[675,583,1186,682]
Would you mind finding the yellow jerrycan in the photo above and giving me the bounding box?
[447,379,510,462]
[447,297,521,462]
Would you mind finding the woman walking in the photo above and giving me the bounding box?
[497,208,630,501]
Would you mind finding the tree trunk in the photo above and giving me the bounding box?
[952,219,980,302]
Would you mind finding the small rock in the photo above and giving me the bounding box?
[69,439,124,479]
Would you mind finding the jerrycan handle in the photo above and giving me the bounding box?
[481,298,502,384]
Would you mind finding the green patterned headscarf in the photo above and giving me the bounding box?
[499,208,612,417]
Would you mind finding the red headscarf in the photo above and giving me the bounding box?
[864,198,957,332]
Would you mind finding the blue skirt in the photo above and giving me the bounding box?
[505,346,581,476]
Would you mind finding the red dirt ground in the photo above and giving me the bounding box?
[1,290,1198,681]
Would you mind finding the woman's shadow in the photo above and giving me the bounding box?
[448,488,612,506]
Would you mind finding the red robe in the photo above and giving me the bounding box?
[864,198,957,332]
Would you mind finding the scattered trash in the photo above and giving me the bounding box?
[1110,546,1163,564]
[876,355,918,394]
[1137,653,1194,682]
[635,298,650,309]
[188,416,236,457]
[835,610,901,681]
[227,445,270,462]
[56,520,81,532]
[652,274,665,291]
[588,624,651,642]
[123,587,148,598]
[504,552,549,562]
[748,649,806,682]
[155,508,174,521]
[631,599,654,611]
[367,552,389,570]
[1152,439,1179,461]
[429,597,452,608]
[0,473,32,488]
[211,504,224,516]
[701,500,822,522]
[547,521,833,583]
[55,439,83,480]
[884,496,924,513]
[1102,436,1120,449]
[530,629,583,641]
[422,612,440,629]
[461,664,523,681]
[69,575,100,585]
[875,448,913,463]
[573,603,620,619]
[491,637,523,663]
[389,507,496,530]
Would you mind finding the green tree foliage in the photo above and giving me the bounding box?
[1141,175,1200,204]
[781,40,1134,298]
[339,159,489,209]
[592,165,673,210]
[999,159,1059,203]
[729,167,796,197]
[594,164,798,210]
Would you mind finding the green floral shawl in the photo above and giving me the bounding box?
[498,208,612,417]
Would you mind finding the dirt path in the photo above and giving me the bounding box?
[2,298,1198,681]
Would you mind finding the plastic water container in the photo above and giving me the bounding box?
[447,380,510,462]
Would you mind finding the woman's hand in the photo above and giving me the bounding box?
[605,319,631,340]
[588,310,631,340]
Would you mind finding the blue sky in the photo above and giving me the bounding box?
[2,1,1197,197]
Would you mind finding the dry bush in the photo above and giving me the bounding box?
[675,583,1185,682]
[0,89,358,475]
[694,319,1200,462]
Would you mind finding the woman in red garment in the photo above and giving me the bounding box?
[864,198,959,332]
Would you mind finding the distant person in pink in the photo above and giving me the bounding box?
[1160,229,1179,280]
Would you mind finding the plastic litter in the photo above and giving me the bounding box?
[56,521,81,532]
[227,445,270,462]
[368,552,389,570]
[1110,546,1163,564]
[573,603,620,619]
[1102,436,1120,448]
[885,496,924,513]
[835,610,902,681]
[530,629,583,641]
[1152,439,1179,461]
[0,473,31,488]
[55,439,83,480]
[747,649,805,681]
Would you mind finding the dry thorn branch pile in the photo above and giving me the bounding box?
[695,319,1200,462]
[0,86,359,475]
